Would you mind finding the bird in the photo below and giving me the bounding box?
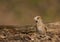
[34,16,47,35]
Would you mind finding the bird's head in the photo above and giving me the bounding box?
[34,16,42,23]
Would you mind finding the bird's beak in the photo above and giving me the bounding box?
[35,21,38,23]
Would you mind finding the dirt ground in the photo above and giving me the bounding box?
[0,23,60,42]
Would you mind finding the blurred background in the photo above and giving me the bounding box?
[0,0,60,26]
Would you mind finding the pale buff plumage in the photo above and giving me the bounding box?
[34,16,47,34]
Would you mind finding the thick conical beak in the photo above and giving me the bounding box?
[35,21,38,23]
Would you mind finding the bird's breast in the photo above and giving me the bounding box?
[37,26,46,32]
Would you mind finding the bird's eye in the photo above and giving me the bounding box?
[37,17,39,19]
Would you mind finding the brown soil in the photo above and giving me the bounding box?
[0,24,60,42]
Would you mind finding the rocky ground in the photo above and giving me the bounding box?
[0,23,60,42]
